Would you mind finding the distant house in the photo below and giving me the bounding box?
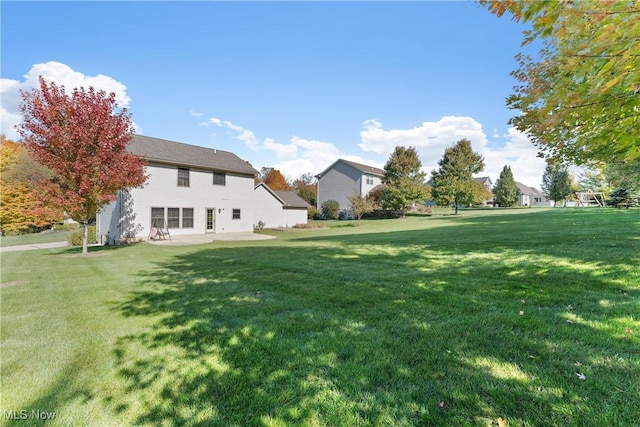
[97,134,259,243]
[253,182,310,228]
[472,176,494,206]
[316,159,384,212]
[515,182,550,206]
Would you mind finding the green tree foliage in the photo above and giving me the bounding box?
[347,194,376,222]
[431,139,486,214]
[481,1,640,164]
[292,172,317,206]
[381,146,430,213]
[320,199,340,220]
[493,165,520,207]
[542,163,573,207]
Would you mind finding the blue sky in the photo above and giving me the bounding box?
[1,1,548,188]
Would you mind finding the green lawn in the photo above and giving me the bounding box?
[0,230,70,248]
[1,208,638,426]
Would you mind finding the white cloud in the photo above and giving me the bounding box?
[272,135,382,181]
[359,116,546,189]
[189,110,203,118]
[0,61,131,139]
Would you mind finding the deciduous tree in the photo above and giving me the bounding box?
[260,167,292,191]
[292,172,317,206]
[348,194,376,223]
[0,136,62,234]
[493,165,520,207]
[17,77,147,254]
[431,139,486,214]
[541,162,572,207]
[381,146,430,214]
[480,0,640,164]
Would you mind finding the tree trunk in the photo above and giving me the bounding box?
[82,221,89,255]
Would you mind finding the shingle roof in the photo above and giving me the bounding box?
[316,159,384,178]
[128,134,258,176]
[515,182,544,196]
[273,190,312,209]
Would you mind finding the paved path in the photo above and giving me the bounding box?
[0,241,70,253]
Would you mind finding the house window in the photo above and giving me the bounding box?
[213,172,226,186]
[365,174,373,185]
[232,208,241,220]
[151,207,165,228]
[182,208,194,228]
[178,168,190,187]
[167,208,180,228]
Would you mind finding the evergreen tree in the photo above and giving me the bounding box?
[493,165,520,207]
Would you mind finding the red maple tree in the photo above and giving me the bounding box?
[17,77,147,254]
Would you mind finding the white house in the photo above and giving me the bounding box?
[316,159,384,213]
[515,182,551,206]
[472,176,495,206]
[97,135,258,243]
[253,183,310,229]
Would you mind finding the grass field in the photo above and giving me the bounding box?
[1,208,638,426]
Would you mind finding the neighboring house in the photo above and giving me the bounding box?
[515,182,550,206]
[316,159,384,212]
[472,176,494,206]
[253,183,310,228]
[97,135,258,243]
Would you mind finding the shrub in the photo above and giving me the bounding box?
[68,225,97,246]
[320,200,340,220]
[307,208,321,220]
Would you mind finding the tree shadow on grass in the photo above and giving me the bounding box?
[109,210,639,425]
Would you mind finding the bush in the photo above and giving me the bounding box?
[53,223,80,232]
[320,200,340,220]
[307,208,321,220]
[68,225,97,246]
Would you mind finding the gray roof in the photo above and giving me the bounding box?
[515,182,544,196]
[128,134,258,176]
[317,158,384,178]
[273,190,312,209]
[255,182,311,209]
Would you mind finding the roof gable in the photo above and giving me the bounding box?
[316,158,384,178]
[254,182,311,208]
[128,134,258,176]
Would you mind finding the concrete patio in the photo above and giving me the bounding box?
[146,232,276,246]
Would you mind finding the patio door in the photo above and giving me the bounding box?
[206,208,216,233]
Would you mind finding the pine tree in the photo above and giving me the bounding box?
[493,165,520,207]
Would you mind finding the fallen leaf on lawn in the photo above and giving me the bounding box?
[521,299,526,303]
[497,417,508,427]
[528,355,536,359]
[566,304,574,311]
[566,319,574,324]
[625,327,632,334]
[575,372,586,380]
[438,401,446,408]
[519,311,524,315]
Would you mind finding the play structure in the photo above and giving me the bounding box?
[575,190,606,207]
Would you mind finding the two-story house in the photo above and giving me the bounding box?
[316,159,384,214]
[97,135,259,243]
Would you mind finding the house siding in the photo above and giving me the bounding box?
[317,161,383,211]
[98,161,255,241]
[253,185,308,228]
